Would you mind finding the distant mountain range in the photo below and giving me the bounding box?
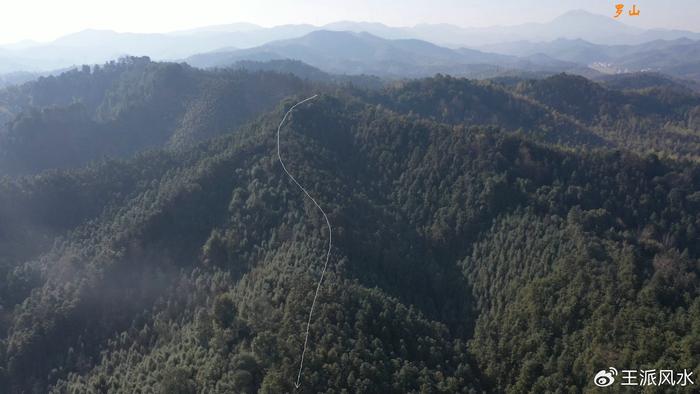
[172,10,700,48]
[186,30,700,82]
[481,37,700,79]
[185,30,594,78]
[0,10,699,76]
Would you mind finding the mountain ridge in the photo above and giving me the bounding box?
[1,10,700,74]
[185,30,577,78]
[0,79,697,392]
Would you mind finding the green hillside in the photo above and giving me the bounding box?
[0,61,698,393]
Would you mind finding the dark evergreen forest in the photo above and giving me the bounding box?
[0,57,698,393]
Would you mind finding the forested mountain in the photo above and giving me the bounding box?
[357,74,700,159]
[0,57,310,174]
[2,59,700,174]
[596,72,700,93]
[0,59,698,393]
[226,59,384,89]
[513,74,700,158]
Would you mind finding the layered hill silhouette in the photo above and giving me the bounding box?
[184,29,700,82]
[2,10,700,79]
[186,30,525,78]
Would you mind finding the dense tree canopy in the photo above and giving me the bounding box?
[0,61,698,393]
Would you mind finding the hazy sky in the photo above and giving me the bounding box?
[0,0,698,44]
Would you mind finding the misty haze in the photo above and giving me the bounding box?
[0,1,699,393]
